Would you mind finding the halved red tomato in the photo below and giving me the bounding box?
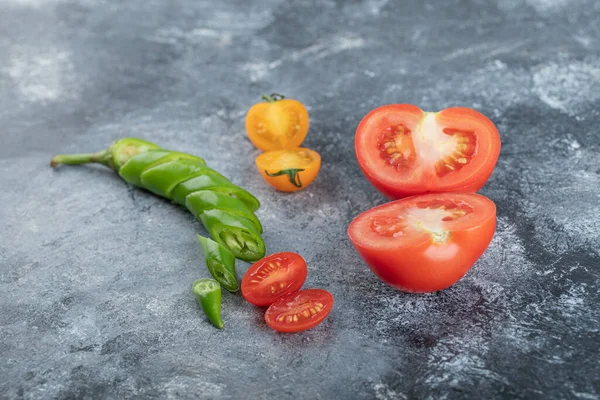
[264,289,334,333]
[355,105,501,199]
[348,192,496,293]
[241,252,308,306]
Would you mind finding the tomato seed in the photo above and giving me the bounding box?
[377,124,416,169]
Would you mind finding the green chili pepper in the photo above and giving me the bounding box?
[196,235,238,292]
[192,278,224,329]
[50,138,266,261]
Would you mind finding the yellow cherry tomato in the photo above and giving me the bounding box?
[256,148,321,192]
[245,94,309,152]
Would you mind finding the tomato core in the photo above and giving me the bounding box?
[369,198,475,242]
[435,129,477,177]
[255,109,301,143]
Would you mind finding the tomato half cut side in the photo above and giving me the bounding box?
[348,192,496,293]
[355,105,501,199]
[245,96,310,152]
[264,289,334,333]
[241,252,308,306]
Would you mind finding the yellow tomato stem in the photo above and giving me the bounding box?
[261,93,285,103]
[265,168,305,188]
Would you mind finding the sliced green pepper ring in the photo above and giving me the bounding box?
[206,259,238,292]
[192,278,224,329]
[196,234,239,292]
[198,209,266,261]
[216,227,266,262]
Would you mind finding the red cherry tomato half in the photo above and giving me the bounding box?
[355,104,501,199]
[241,252,308,306]
[264,289,334,333]
[348,192,496,293]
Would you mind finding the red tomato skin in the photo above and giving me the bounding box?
[264,289,334,333]
[348,198,497,293]
[363,175,428,200]
[355,105,501,199]
[365,175,494,200]
[241,252,308,307]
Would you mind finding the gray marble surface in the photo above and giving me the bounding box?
[1,0,599,399]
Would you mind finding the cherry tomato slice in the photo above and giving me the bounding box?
[264,289,334,333]
[355,104,501,199]
[255,147,321,192]
[241,252,308,306]
[245,95,309,152]
[348,192,496,293]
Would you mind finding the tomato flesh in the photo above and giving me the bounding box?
[264,289,334,333]
[246,99,309,152]
[241,252,308,306]
[348,193,496,293]
[355,105,500,199]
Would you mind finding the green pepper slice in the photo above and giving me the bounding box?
[171,174,260,212]
[109,138,162,171]
[199,209,266,261]
[118,150,173,187]
[192,278,224,329]
[140,159,210,198]
[196,235,239,292]
[186,190,263,234]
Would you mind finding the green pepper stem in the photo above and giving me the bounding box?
[50,150,111,169]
